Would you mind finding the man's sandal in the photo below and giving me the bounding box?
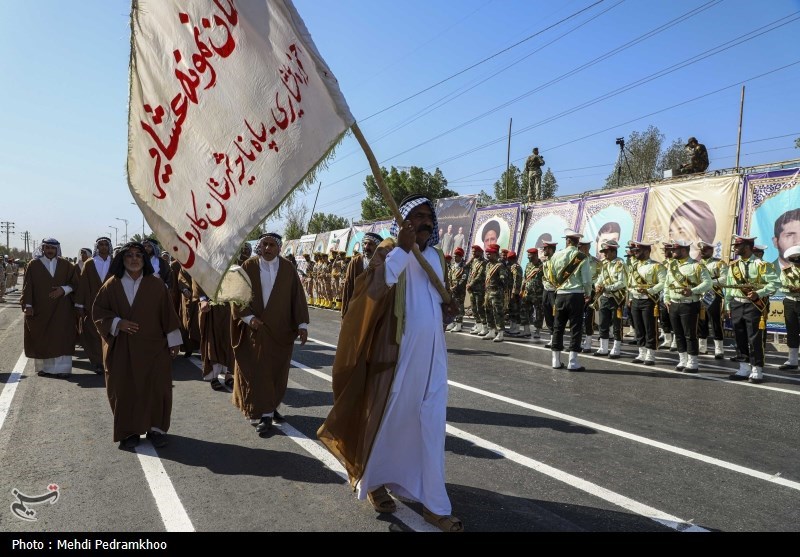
[423,508,464,532]
[367,486,396,513]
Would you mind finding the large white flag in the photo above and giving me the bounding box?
[127,0,354,300]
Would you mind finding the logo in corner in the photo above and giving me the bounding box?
[10,484,60,521]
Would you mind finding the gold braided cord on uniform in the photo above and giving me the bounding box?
[730,261,767,330]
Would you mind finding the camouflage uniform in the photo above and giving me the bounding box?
[467,255,487,333]
[520,260,544,334]
[506,260,523,332]
[448,260,468,324]
[483,259,508,335]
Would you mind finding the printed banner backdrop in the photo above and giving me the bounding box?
[282,239,299,258]
[738,167,800,333]
[312,232,331,255]
[518,200,581,273]
[346,224,373,256]
[470,203,522,255]
[127,0,354,302]
[326,227,351,254]
[296,233,317,261]
[370,220,394,239]
[434,195,478,256]
[577,188,648,258]
[641,175,740,263]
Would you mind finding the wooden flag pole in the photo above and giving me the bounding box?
[351,123,451,304]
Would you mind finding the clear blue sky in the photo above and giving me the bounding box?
[1,0,799,258]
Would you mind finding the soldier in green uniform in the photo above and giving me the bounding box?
[446,247,469,333]
[467,245,488,336]
[779,245,800,371]
[482,244,508,342]
[664,240,712,373]
[519,247,544,339]
[579,240,600,353]
[658,241,677,352]
[696,240,727,359]
[594,240,628,359]
[725,235,780,383]
[627,242,666,365]
[506,251,523,336]
[548,230,592,370]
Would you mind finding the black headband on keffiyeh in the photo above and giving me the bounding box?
[389,194,439,247]
[37,237,62,258]
[258,232,283,248]
[363,232,383,245]
[109,242,155,279]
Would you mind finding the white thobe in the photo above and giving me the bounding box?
[110,272,182,347]
[356,245,451,516]
[34,256,75,375]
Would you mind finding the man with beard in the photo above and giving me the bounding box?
[341,232,381,318]
[317,194,462,532]
[143,239,172,287]
[23,238,79,378]
[238,242,253,265]
[231,233,309,435]
[75,236,114,373]
[92,242,182,449]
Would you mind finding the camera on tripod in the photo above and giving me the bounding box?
[615,137,625,147]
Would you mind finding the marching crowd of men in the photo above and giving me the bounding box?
[437,230,800,384]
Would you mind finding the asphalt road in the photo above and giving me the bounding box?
[1,286,798,539]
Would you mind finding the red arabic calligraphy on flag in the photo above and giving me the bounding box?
[127,0,354,300]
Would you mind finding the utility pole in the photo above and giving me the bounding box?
[505,118,512,200]
[306,182,322,233]
[21,231,30,257]
[116,218,129,244]
[0,221,15,252]
[109,226,119,246]
[735,85,745,172]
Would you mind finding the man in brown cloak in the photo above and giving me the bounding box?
[75,236,114,373]
[92,242,182,450]
[194,280,235,392]
[23,238,79,378]
[231,232,309,436]
[340,232,381,318]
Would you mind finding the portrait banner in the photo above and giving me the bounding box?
[738,167,800,333]
[641,175,740,263]
[326,227,351,254]
[128,0,354,303]
[518,200,581,273]
[370,220,394,239]
[297,233,317,260]
[281,238,299,258]
[470,203,522,255]
[577,187,648,258]
[434,196,478,257]
[312,232,331,256]
[346,224,372,256]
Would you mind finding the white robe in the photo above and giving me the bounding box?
[35,256,75,375]
[356,246,451,515]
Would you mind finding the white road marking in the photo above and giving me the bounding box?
[0,352,28,433]
[134,442,195,532]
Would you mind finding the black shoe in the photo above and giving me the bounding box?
[714,354,724,360]
[684,368,698,374]
[544,343,551,349]
[643,360,655,366]
[778,363,799,371]
[272,409,286,423]
[669,347,677,352]
[582,348,593,354]
[210,378,226,391]
[119,435,140,450]
[631,358,643,364]
[748,377,764,384]
[675,365,685,371]
[93,364,104,374]
[256,416,273,434]
[608,354,621,360]
[729,355,742,362]
[146,431,169,448]
[728,373,749,381]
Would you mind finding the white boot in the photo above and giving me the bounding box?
[551,351,563,369]
[698,338,707,354]
[445,322,455,331]
[480,324,489,336]
[729,361,750,380]
[676,352,687,371]
[685,354,699,373]
[644,348,656,365]
[749,365,764,383]
[520,324,531,338]
[567,351,584,371]
[450,322,462,333]
[481,327,496,339]
[609,340,622,359]
[669,336,677,352]
[582,335,593,353]
[714,339,725,360]
[595,338,610,356]
[469,323,481,334]
[659,333,673,349]
[632,347,645,363]
[779,347,799,370]
[493,330,505,343]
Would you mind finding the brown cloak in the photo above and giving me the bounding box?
[76,258,113,367]
[193,282,234,376]
[92,274,181,442]
[231,256,309,419]
[340,254,367,318]
[22,257,78,359]
[177,267,201,352]
[317,244,400,487]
